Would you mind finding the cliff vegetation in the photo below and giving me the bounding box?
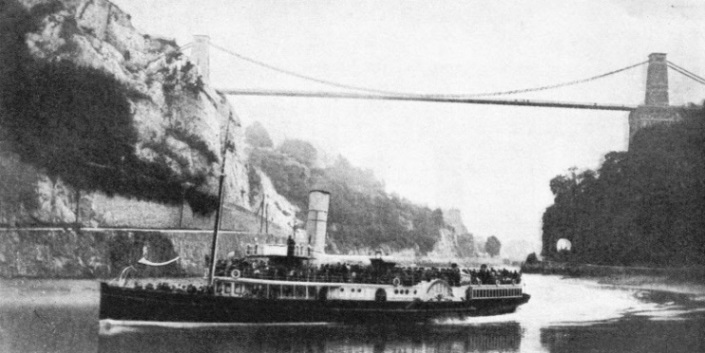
[542,106,705,266]
[245,123,465,256]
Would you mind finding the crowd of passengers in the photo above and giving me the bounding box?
[214,258,521,287]
[131,281,209,295]
[128,263,520,294]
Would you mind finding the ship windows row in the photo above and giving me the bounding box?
[216,282,374,300]
[340,287,362,292]
[394,289,417,295]
[217,282,318,299]
[472,288,522,298]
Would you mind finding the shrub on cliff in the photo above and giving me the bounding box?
[248,147,311,210]
[278,139,318,168]
[245,121,273,148]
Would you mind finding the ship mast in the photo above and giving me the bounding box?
[207,118,232,286]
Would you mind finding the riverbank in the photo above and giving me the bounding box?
[593,274,705,296]
[522,261,705,296]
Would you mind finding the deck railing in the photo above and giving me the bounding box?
[218,271,521,287]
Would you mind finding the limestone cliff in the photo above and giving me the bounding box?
[0,0,475,278]
[422,209,475,262]
[0,0,297,233]
[326,208,476,263]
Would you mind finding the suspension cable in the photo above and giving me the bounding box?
[668,61,705,82]
[209,41,648,98]
[667,61,705,85]
[450,61,648,98]
[209,42,403,95]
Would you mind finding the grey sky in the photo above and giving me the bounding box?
[113,0,705,252]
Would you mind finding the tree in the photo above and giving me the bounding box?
[525,252,539,264]
[485,236,501,257]
[245,122,273,148]
[248,148,310,210]
[541,106,705,266]
[431,208,444,227]
[278,139,317,168]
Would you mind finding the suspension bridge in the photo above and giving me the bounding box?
[183,35,704,147]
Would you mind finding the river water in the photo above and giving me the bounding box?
[1,274,704,353]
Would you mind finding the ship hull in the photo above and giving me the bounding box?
[99,283,530,323]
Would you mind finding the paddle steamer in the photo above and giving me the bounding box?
[100,190,529,323]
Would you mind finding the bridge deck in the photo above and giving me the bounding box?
[218,89,637,112]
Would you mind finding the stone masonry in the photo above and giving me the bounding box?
[628,53,682,147]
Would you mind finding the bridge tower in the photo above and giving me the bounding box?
[191,35,210,85]
[627,53,681,147]
[644,53,669,106]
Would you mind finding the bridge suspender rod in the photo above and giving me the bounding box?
[218,89,637,112]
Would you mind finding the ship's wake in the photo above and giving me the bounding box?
[99,319,333,335]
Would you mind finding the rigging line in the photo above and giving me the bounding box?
[209,41,648,98]
[667,64,705,85]
[667,61,705,83]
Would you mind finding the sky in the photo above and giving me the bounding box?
[113,0,705,254]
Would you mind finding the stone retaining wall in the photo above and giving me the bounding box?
[0,228,282,278]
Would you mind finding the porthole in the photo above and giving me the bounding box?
[413,290,417,295]
[394,290,399,294]
[340,288,344,292]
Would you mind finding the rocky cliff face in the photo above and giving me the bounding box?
[327,208,476,263]
[0,0,475,278]
[0,0,297,233]
[422,209,475,261]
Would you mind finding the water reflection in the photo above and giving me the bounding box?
[2,276,705,353]
[541,316,705,353]
[0,305,98,353]
[98,323,522,353]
